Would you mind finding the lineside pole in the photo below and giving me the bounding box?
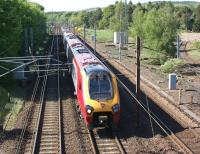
[83,24,86,43]
[94,24,96,53]
[136,36,140,100]
[177,35,180,58]
[135,36,141,127]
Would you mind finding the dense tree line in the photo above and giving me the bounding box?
[47,1,200,56]
[0,0,46,57]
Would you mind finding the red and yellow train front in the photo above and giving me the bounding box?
[80,67,120,130]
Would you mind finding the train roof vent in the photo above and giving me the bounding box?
[82,57,99,66]
[72,43,82,48]
[69,35,76,39]
[77,47,89,53]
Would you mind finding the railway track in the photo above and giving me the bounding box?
[31,29,62,153]
[17,27,64,154]
[77,35,200,154]
[89,128,125,154]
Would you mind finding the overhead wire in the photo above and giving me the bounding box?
[0,65,10,71]
[0,59,37,78]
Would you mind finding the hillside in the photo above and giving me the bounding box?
[151,1,199,8]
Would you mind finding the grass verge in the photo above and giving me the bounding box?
[0,75,25,130]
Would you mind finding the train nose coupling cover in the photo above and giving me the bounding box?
[98,115,108,124]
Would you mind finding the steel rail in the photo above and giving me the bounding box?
[88,130,99,154]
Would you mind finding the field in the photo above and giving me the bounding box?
[83,29,113,43]
[188,49,200,60]
[172,1,199,8]
[149,1,200,9]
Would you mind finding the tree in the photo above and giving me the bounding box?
[131,8,146,38]
[144,8,177,55]
[69,14,81,27]
[100,5,115,28]
[89,8,103,27]
[0,0,46,57]
[193,4,200,32]
[127,1,135,23]
[131,7,177,56]
[175,6,193,31]
[110,2,127,31]
[79,11,90,27]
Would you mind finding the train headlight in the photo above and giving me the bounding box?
[86,105,94,115]
[112,104,120,113]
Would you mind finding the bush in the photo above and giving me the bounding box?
[160,59,184,73]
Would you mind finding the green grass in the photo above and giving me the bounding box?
[189,50,200,60]
[186,41,200,60]
[0,75,25,129]
[4,98,24,130]
[80,29,113,43]
[0,86,9,123]
[96,29,113,42]
[192,41,200,49]
[160,58,185,73]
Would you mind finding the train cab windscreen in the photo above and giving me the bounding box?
[89,72,113,100]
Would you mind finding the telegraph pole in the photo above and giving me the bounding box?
[83,24,86,42]
[135,36,141,127]
[125,0,128,44]
[94,24,96,53]
[119,0,122,62]
[177,35,180,58]
[136,36,141,99]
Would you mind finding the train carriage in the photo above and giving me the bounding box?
[63,31,120,130]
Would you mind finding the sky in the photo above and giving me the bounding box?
[29,0,199,12]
